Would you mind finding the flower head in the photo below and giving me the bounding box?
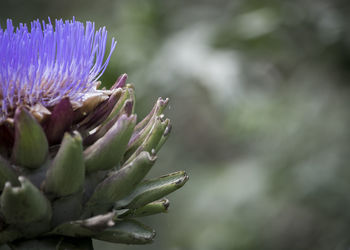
[0,18,187,249]
[0,18,116,121]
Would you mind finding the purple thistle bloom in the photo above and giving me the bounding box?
[0,18,116,120]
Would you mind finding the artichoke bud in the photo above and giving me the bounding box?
[0,18,187,249]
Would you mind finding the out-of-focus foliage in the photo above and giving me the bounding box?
[1,0,350,249]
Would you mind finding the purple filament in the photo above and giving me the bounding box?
[0,18,116,119]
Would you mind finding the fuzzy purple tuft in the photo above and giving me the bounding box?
[0,18,116,120]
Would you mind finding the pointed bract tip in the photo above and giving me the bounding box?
[163,199,170,210]
[164,123,172,136]
[18,176,25,183]
[112,73,128,89]
[126,83,135,90]
[107,220,115,227]
[158,97,170,107]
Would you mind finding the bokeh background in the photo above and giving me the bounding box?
[1,0,350,249]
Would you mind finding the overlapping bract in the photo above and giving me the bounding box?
[0,19,187,249]
[0,75,188,247]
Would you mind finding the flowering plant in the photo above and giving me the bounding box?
[0,18,187,249]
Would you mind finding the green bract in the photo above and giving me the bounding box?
[0,18,187,249]
[0,79,188,249]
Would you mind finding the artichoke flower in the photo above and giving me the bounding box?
[0,19,188,249]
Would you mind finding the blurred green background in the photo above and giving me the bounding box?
[1,0,350,249]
